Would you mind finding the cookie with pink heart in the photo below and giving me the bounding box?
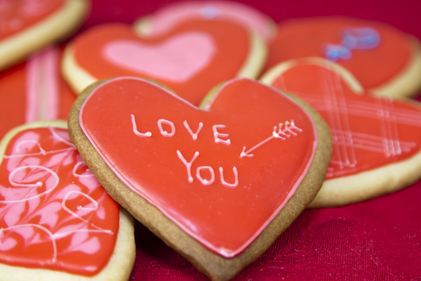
[264,17,421,98]
[0,0,89,71]
[0,120,135,280]
[62,17,267,106]
[262,57,421,208]
[133,1,276,43]
[67,77,331,280]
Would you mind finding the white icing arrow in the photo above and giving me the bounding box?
[240,120,302,158]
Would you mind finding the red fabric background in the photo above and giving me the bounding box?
[80,0,421,280]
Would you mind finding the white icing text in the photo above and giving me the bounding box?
[131,115,302,188]
[131,115,231,144]
[177,150,238,187]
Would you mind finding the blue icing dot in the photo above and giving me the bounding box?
[324,44,352,61]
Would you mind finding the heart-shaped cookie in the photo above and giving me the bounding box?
[68,77,331,280]
[0,47,76,139]
[0,121,135,280]
[133,1,276,43]
[0,0,89,71]
[264,17,421,98]
[262,58,421,207]
[62,19,266,106]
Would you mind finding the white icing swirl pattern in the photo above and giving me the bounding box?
[0,126,117,274]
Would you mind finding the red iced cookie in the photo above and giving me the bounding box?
[264,17,421,97]
[0,121,134,280]
[68,77,331,280]
[0,47,77,140]
[62,19,266,106]
[0,0,89,70]
[133,1,276,43]
[262,58,421,207]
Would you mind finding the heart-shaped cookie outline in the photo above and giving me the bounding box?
[78,77,322,258]
[68,77,331,281]
[0,120,135,281]
[61,19,267,105]
[261,57,421,208]
[0,0,89,71]
[263,16,421,98]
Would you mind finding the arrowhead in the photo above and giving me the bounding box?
[240,146,253,158]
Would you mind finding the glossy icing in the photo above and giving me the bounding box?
[0,63,26,139]
[144,1,274,42]
[26,47,60,122]
[72,20,249,106]
[0,126,119,275]
[0,0,64,41]
[266,17,412,89]
[79,77,318,257]
[0,47,76,139]
[269,63,421,179]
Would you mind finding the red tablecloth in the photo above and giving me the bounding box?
[4,0,421,280]
[84,0,421,280]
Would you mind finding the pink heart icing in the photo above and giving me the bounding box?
[103,32,216,83]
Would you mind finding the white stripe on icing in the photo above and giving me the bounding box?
[25,47,60,123]
[43,47,59,120]
[25,52,40,123]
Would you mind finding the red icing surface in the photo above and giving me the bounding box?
[0,47,76,140]
[270,63,421,179]
[57,75,77,120]
[265,17,412,89]
[0,63,26,139]
[72,20,250,106]
[0,126,119,275]
[0,0,64,41]
[79,77,317,257]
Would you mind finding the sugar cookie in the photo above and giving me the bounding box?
[133,1,276,43]
[0,120,135,280]
[262,58,421,207]
[62,18,266,105]
[0,0,89,70]
[68,77,331,280]
[0,47,76,139]
[265,17,421,97]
